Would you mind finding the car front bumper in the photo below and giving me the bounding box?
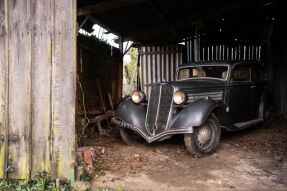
[112,117,194,143]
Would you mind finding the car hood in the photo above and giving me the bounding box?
[166,79,227,89]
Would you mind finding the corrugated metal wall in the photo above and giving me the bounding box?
[185,34,287,116]
[272,15,287,116]
[185,38,262,62]
[139,45,183,97]
[0,0,76,179]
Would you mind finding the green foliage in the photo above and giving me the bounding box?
[0,171,70,191]
[123,47,138,95]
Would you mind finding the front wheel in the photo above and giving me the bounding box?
[184,113,221,157]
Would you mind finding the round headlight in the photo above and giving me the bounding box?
[173,91,186,105]
[131,91,146,104]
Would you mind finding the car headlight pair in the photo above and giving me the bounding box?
[131,90,186,105]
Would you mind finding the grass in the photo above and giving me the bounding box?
[0,171,70,191]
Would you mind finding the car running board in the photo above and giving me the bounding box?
[234,118,263,129]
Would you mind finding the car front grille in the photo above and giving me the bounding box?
[145,84,174,135]
[186,91,223,104]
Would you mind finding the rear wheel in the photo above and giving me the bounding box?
[119,128,143,145]
[184,114,221,157]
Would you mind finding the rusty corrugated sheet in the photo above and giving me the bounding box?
[139,45,183,97]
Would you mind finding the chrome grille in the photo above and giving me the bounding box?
[186,91,223,104]
[146,84,174,135]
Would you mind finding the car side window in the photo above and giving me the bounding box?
[232,65,251,82]
[253,66,266,81]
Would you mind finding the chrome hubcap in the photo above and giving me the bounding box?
[197,126,212,144]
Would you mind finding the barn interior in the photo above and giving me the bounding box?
[76,0,285,136]
[0,0,285,186]
[75,0,286,189]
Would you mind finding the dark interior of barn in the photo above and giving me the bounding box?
[75,0,287,189]
[76,0,286,121]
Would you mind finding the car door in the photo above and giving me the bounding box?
[228,63,253,123]
[251,64,267,119]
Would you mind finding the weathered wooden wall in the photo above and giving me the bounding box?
[77,35,122,115]
[0,0,76,179]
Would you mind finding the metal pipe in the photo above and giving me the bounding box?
[207,47,210,61]
[226,47,230,60]
[248,46,251,60]
[212,46,214,60]
[243,45,246,60]
[219,45,222,60]
[258,46,262,61]
[202,47,205,61]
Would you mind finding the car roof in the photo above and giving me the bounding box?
[179,61,264,67]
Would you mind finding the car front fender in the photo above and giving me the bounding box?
[170,99,219,129]
[116,96,147,129]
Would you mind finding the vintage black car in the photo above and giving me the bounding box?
[112,61,272,157]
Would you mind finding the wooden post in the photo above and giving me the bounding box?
[194,25,201,62]
[119,36,124,56]
[7,0,33,179]
[50,0,77,179]
[30,0,54,176]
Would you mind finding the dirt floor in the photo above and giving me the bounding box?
[82,118,287,191]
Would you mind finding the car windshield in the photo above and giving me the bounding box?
[177,65,229,81]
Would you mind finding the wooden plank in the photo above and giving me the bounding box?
[51,0,76,179]
[7,0,32,179]
[30,0,54,176]
[0,0,8,179]
[77,0,146,16]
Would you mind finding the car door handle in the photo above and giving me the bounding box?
[250,85,256,88]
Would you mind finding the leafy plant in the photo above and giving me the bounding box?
[123,47,138,95]
[0,171,71,191]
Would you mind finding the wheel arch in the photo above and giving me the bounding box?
[171,99,222,129]
[211,107,225,127]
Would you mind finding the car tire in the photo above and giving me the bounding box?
[184,113,221,158]
[119,128,143,146]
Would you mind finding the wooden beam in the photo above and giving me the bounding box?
[123,42,134,55]
[126,0,264,40]
[78,14,90,30]
[78,0,147,16]
[119,36,124,56]
[147,0,178,38]
[88,16,122,38]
